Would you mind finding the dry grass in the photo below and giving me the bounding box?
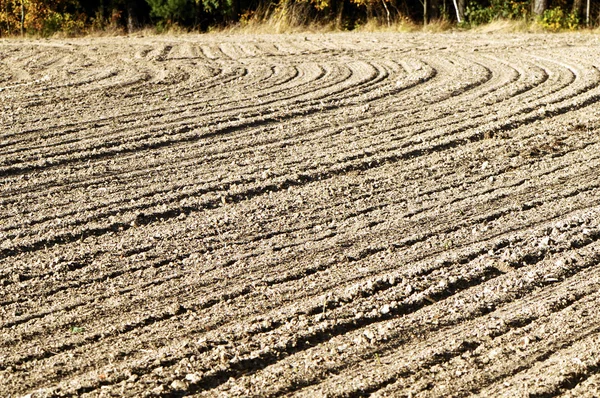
[118,24,195,38]
[573,22,600,34]
[3,12,598,38]
[222,2,335,34]
[354,18,418,33]
[77,25,127,37]
[226,14,455,34]
[469,18,599,34]
[223,20,334,34]
[470,19,533,33]
[422,18,454,32]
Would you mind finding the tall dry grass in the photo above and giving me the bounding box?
[223,1,336,34]
[353,17,418,32]
[422,18,454,32]
[470,19,533,33]
[471,18,600,33]
[225,7,458,34]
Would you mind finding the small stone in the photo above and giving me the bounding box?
[572,357,584,366]
[481,161,489,171]
[171,379,189,391]
[168,304,185,316]
[185,373,202,383]
[364,329,375,341]
[380,304,391,315]
[488,348,501,359]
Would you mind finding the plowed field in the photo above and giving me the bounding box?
[3,32,600,397]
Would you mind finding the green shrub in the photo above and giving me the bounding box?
[465,0,529,26]
[538,7,579,30]
[145,0,233,26]
[146,0,192,22]
[42,11,85,36]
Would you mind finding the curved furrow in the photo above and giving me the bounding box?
[0,60,436,218]
[0,97,597,266]
[5,140,592,326]
[3,130,600,392]
[290,269,600,398]
[0,55,414,165]
[9,202,591,398]
[0,62,237,144]
[0,61,332,164]
[183,208,597,394]
[560,372,600,397]
[0,124,588,255]
[0,107,594,263]
[1,47,432,145]
[4,33,600,398]
[0,60,239,141]
[0,60,385,178]
[206,260,600,397]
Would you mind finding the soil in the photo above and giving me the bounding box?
[2,31,600,397]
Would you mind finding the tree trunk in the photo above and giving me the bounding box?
[335,0,344,29]
[126,0,135,33]
[382,0,391,26]
[572,0,584,18]
[20,0,24,36]
[232,0,240,21]
[3,0,8,35]
[586,0,590,26]
[456,0,465,23]
[423,0,428,25]
[429,0,439,20]
[533,0,547,16]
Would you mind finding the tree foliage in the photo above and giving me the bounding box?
[146,0,194,21]
[0,0,85,36]
[465,0,529,25]
[0,0,597,36]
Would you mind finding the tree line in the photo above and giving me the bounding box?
[0,0,596,36]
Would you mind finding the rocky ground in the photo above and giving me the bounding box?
[2,32,600,397]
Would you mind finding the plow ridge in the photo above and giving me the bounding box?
[2,33,600,397]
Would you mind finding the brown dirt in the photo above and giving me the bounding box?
[2,32,600,397]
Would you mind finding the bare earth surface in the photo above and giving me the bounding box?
[2,32,600,397]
